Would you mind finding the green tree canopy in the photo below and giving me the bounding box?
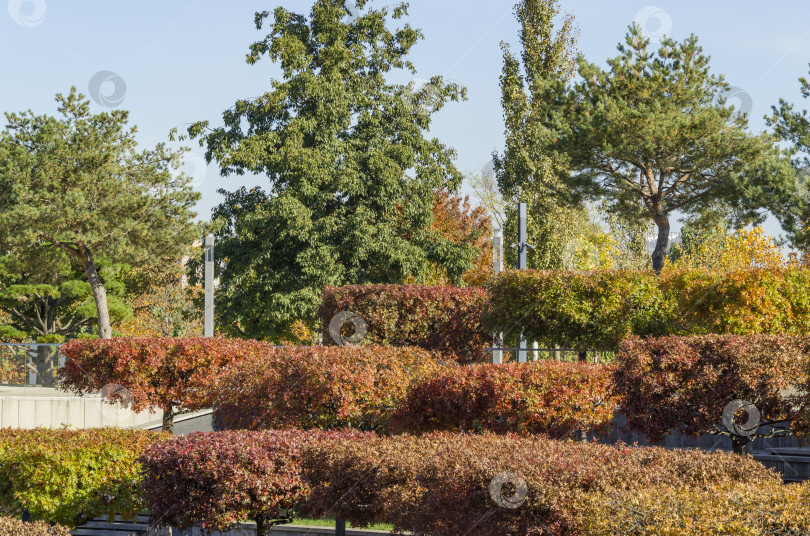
[0,89,200,338]
[541,25,795,271]
[182,0,474,339]
[768,65,810,250]
[493,0,591,270]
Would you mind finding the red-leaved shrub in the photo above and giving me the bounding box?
[615,335,810,448]
[210,346,442,431]
[140,429,370,536]
[59,337,276,431]
[319,284,489,363]
[302,432,779,536]
[391,361,617,438]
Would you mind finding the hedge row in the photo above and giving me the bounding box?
[208,349,614,438]
[319,284,490,363]
[578,482,810,535]
[391,361,616,438]
[0,517,70,536]
[0,428,168,527]
[6,428,808,535]
[140,429,367,535]
[614,334,810,449]
[320,269,810,356]
[303,432,787,536]
[59,337,279,431]
[209,346,443,432]
[489,268,810,352]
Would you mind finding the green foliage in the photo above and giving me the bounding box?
[485,268,810,351]
[540,25,794,270]
[0,259,131,342]
[0,89,199,338]
[0,428,168,528]
[494,0,589,270]
[485,270,670,352]
[768,66,810,250]
[181,1,472,340]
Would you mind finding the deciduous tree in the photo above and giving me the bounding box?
[493,0,590,270]
[181,1,473,339]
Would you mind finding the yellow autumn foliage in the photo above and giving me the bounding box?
[668,226,785,271]
[578,480,810,535]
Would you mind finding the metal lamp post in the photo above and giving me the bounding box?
[204,234,214,338]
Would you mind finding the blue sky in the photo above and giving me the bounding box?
[1,1,808,238]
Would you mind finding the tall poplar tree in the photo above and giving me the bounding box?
[493,0,589,270]
[182,0,474,339]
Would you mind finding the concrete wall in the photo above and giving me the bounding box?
[0,392,163,429]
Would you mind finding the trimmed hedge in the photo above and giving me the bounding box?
[485,269,667,352]
[210,346,443,432]
[578,481,810,535]
[302,431,782,536]
[140,429,369,536]
[485,268,810,352]
[0,428,168,527]
[59,337,277,430]
[319,284,489,363]
[0,517,71,536]
[391,361,616,438]
[615,334,810,448]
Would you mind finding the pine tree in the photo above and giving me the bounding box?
[0,89,200,338]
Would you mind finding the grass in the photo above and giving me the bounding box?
[292,517,395,531]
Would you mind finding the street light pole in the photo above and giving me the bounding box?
[492,228,504,364]
[204,234,214,338]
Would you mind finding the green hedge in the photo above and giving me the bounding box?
[0,428,169,527]
[484,268,810,351]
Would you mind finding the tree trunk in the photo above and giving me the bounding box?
[731,435,752,455]
[162,404,174,434]
[33,345,57,387]
[79,244,112,339]
[256,516,266,536]
[651,214,670,273]
[577,351,587,362]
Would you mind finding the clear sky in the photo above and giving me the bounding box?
[1,1,808,238]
